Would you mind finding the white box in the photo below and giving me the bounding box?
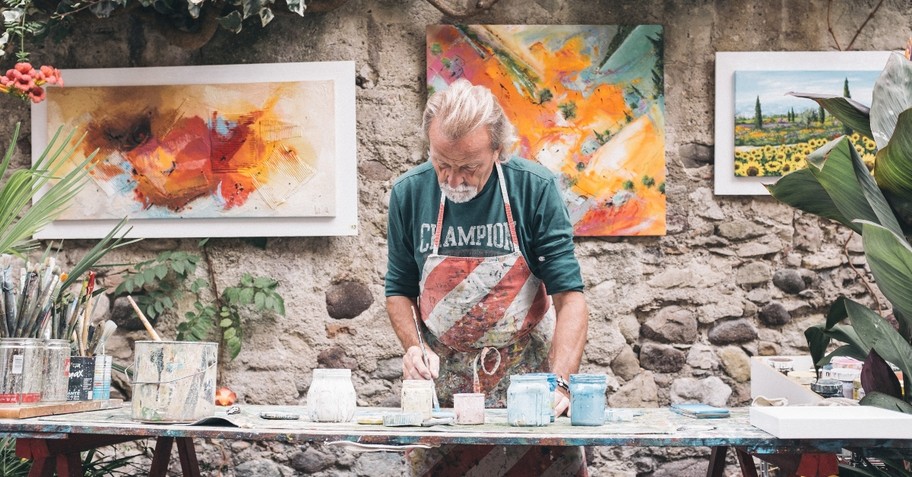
[750,406,912,439]
[750,356,823,405]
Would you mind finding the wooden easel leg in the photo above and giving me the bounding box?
[176,437,201,477]
[149,437,174,477]
[707,446,728,477]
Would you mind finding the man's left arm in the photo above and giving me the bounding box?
[549,290,588,416]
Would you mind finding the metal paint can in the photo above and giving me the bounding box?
[307,368,357,422]
[400,379,434,420]
[525,372,557,421]
[0,338,43,406]
[41,339,70,403]
[810,378,843,398]
[131,341,218,422]
[570,373,607,426]
[453,392,485,425]
[507,374,550,427]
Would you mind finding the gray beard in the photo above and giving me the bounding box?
[440,182,479,203]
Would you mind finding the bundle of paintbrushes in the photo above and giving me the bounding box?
[0,254,63,339]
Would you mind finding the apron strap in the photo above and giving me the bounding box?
[432,161,520,254]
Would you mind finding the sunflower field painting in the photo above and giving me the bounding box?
[427,25,666,237]
[733,70,880,177]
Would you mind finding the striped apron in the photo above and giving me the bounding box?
[410,162,587,477]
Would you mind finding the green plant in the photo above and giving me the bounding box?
[115,243,285,359]
[767,46,912,474]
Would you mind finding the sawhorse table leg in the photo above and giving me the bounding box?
[17,434,200,477]
[706,446,759,477]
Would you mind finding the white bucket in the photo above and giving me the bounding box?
[131,341,218,423]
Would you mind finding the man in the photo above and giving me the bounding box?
[385,78,590,475]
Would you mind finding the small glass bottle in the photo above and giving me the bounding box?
[307,368,357,422]
[570,373,607,426]
[401,379,434,419]
[507,374,550,427]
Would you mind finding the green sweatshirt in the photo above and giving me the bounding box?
[385,157,583,298]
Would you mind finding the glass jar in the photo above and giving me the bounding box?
[41,339,71,403]
[810,378,843,398]
[507,374,550,427]
[401,379,434,419]
[525,372,557,422]
[570,373,607,426]
[307,368,357,422]
[0,338,44,406]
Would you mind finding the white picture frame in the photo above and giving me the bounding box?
[31,61,358,238]
[714,51,891,195]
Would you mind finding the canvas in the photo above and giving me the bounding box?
[426,25,666,236]
[31,62,357,238]
[715,51,890,195]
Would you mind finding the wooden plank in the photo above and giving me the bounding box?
[0,399,124,419]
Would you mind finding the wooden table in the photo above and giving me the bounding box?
[1,404,909,476]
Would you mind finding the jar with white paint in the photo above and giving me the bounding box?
[307,368,357,422]
[401,379,434,419]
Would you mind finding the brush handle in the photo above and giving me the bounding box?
[127,295,162,341]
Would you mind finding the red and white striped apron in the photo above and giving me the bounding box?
[411,162,587,477]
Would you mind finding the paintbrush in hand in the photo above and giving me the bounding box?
[410,305,439,410]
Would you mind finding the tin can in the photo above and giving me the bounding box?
[400,379,434,420]
[570,373,607,426]
[507,374,550,427]
[0,338,44,406]
[307,368,357,422]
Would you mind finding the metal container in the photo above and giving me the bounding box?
[132,341,217,423]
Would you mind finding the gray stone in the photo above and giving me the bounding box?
[736,241,783,257]
[717,220,766,240]
[291,447,334,473]
[746,287,771,304]
[611,345,641,381]
[736,262,771,289]
[351,451,407,477]
[374,357,403,380]
[317,346,358,370]
[360,160,391,181]
[688,187,725,220]
[110,296,158,331]
[639,343,686,373]
[235,459,282,477]
[641,306,698,344]
[759,302,791,327]
[618,315,640,344]
[608,372,659,408]
[686,344,718,370]
[653,458,710,477]
[670,376,732,407]
[758,341,781,356]
[718,346,751,382]
[802,253,844,270]
[708,319,758,345]
[326,280,374,319]
[773,269,806,294]
[679,142,713,168]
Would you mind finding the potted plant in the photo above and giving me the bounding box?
[767,42,912,474]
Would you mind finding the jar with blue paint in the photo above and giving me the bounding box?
[524,372,557,422]
[507,374,550,427]
[570,373,607,426]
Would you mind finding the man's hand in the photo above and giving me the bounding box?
[402,345,440,380]
[553,389,571,417]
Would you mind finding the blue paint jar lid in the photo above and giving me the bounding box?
[511,374,550,384]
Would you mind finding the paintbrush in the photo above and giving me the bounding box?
[91,320,117,356]
[410,306,439,411]
[128,295,162,341]
[79,272,97,356]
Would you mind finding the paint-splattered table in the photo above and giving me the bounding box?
[2,405,910,476]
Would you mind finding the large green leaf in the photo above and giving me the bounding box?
[858,220,912,339]
[844,298,912,394]
[788,92,872,138]
[793,137,901,235]
[870,52,912,150]
[860,391,912,414]
[766,168,850,226]
[873,109,912,231]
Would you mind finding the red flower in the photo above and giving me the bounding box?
[28,86,45,103]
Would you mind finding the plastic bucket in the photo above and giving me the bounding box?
[131,341,217,423]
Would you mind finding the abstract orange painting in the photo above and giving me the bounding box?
[427,25,666,236]
[32,62,357,238]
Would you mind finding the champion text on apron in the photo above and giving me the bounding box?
[410,162,587,477]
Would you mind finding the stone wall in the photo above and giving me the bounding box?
[3,0,912,475]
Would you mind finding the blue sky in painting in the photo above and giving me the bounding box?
[735,70,880,117]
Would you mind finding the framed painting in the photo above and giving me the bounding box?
[427,25,666,236]
[714,51,890,195]
[31,61,357,238]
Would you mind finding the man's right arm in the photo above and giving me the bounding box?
[386,295,439,379]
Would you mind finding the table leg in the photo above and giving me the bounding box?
[707,446,728,477]
[56,453,83,477]
[176,438,201,477]
[150,437,174,477]
[735,448,759,477]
